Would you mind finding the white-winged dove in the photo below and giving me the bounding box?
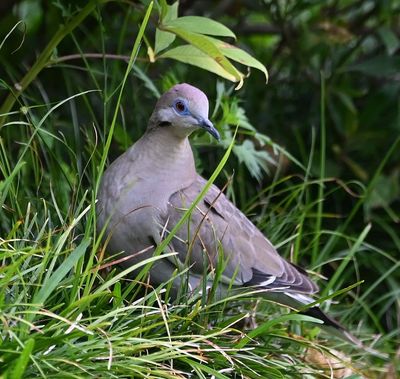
[97,83,360,345]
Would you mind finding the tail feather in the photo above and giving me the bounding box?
[261,291,387,357]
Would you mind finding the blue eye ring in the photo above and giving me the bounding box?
[173,99,190,115]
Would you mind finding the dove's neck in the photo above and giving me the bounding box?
[134,127,196,185]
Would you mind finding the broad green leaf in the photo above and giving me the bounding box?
[210,37,268,83]
[155,30,176,54]
[159,45,238,82]
[165,16,236,38]
[161,26,243,86]
[155,1,178,54]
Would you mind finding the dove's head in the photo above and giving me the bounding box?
[148,83,220,140]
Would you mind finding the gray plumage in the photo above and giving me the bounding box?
[166,174,318,295]
[97,83,361,345]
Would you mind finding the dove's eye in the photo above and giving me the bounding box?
[173,99,189,115]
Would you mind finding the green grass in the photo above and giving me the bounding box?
[1,2,399,378]
[1,101,399,377]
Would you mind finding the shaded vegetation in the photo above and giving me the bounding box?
[0,0,399,377]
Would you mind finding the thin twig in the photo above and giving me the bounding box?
[48,53,148,66]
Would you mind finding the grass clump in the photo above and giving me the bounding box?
[0,1,398,378]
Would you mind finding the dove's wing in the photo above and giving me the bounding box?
[165,175,318,294]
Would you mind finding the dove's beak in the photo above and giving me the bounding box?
[196,117,220,141]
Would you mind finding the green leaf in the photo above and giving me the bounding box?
[365,172,400,209]
[233,140,275,181]
[131,65,161,98]
[160,26,243,85]
[165,16,236,38]
[347,56,400,77]
[237,314,323,349]
[378,26,399,55]
[8,338,35,379]
[335,91,356,114]
[210,37,268,83]
[158,0,169,19]
[155,30,176,54]
[322,224,371,296]
[155,1,178,54]
[222,99,255,130]
[159,45,238,81]
[32,239,90,306]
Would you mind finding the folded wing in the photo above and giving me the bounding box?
[165,175,318,295]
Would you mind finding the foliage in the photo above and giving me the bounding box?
[0,0,399,377]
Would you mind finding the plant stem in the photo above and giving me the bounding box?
[0,0,110,127]
[312,72,326,263]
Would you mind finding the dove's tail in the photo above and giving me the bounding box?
[261,291,387,358]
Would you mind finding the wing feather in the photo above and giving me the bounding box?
[165,175,318,294]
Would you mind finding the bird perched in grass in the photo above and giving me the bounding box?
[97,83,360,345]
